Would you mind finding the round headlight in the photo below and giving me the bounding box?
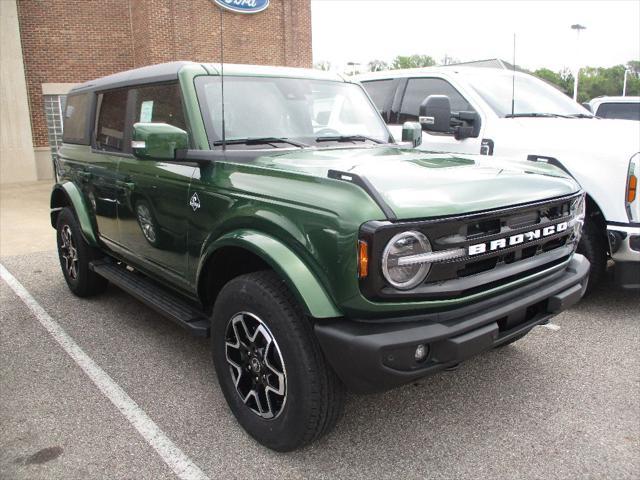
[382,231,431,290]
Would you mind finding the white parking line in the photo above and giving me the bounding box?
[0,264,209,480]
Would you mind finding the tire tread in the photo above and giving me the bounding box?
[246,270,345,447]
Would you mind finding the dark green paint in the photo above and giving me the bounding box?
[52,62,581,319]
[132,123,189,161]
[202,230,342,317]
[51,181,98,245]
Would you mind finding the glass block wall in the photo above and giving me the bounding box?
[43,94,67,165]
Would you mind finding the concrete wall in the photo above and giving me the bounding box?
[1,0,37,184]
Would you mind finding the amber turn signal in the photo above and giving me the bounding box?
[358,240,369,278]
[628,174,637,203]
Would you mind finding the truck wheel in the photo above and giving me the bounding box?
[577,218,607,291]
[211,271,345,451]
[56,207,108,297]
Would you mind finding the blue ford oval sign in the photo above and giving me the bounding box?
[213,0,269,14]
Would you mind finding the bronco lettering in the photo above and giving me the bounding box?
[468,221,569,256]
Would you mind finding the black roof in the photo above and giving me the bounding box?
[69,61,194,94]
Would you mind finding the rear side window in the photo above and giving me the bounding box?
[596,102,640,121]
[62,93,91,144]
[131,83,186,130]
[399,77,473,123]
[96,89,128,152]
[362,79,395,121]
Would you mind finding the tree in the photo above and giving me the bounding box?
[533,62,640,101]
[314,61,331,71]
[390,54,436,70]
[626,60,640,75]
[368,60,389,72]
[533,67,573,96]
[440,54,459,66]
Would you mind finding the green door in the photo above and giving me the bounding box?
[116,83,195,282]
[85,89,131,244]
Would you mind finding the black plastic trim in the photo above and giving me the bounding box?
[613,261,640,289]
[359,192,581,301]
[327,169,397,220]
[608,220,640,228]
[527,154,575,179]
[314,254,589,393]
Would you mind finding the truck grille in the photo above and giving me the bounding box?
[360,193,584,302]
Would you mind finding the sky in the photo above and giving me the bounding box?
[311,0,640,72]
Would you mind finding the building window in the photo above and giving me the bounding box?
[44,94,67,163]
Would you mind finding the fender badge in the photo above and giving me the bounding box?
[189,192,201,211]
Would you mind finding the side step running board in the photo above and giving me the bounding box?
[90,261,209,337]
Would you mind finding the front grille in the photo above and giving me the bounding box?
[359,193,582,302]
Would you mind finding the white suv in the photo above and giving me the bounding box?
[358,67,640,289]
[587,96,640,121]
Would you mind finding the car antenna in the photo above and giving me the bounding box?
[511,33,516,118]
[218,6,227,152]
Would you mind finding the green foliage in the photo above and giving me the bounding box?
[533,67,574,96]
[391,55,436,70]
[534,61,640,102]
[626,60,640,75]
[368,60,389,72]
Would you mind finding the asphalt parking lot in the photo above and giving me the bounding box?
[1,227,639,478]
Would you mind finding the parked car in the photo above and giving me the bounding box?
[358,67,640,289]
[586,96,640,121]
[52,62,589,451]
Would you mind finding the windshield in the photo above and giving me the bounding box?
[195,76,391,148]
[467,71,591,118]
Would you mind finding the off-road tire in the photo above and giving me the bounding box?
[211,270,345,451]
[577,218,607,292]
[56,207,108,297]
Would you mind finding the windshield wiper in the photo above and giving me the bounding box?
[212,137,308,148]
[315,134,384,144]
[504,113,571,118]
[566,113,594,118]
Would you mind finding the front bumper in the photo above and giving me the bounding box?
[315,254,589,393]
[607,224,640,289]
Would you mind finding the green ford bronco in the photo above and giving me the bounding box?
[51,61,589,451]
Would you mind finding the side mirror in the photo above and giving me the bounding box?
[419,95,451,133]
[401,122,422,147]
[131,123,188,161]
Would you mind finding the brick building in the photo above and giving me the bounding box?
[0,0,312,184]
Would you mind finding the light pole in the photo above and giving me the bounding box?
[571,24,586,101]
[623,68,629,96]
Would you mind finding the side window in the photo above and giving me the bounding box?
[132,83,186,130]
[596,102,640,121]
[362,79,395,122]
[96,89,128,152]
[399,77,473,123]
[62,93,91,145]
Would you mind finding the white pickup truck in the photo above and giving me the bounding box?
[357,67,640,289]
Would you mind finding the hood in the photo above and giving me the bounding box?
[252,147,579,220]
[496,117,640,158]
